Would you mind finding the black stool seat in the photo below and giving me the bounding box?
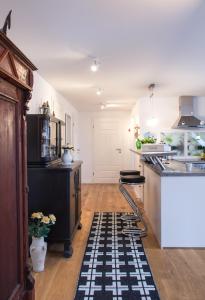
[120,175,145,184]
[120,170,140,176]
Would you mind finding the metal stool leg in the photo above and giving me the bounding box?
[121,214,141,222]
[119,181,148,238]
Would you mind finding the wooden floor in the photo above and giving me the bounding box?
[34,184,205,300]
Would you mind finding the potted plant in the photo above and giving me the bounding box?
[62,143,74,165]
[136,136,157,149]
[29,212,56,272]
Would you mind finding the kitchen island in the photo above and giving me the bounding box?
[131,149,205,248]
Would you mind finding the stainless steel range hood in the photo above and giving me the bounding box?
[173,96,205,129]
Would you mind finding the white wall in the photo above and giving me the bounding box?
[79,111,133,183]
[29,73,79,152]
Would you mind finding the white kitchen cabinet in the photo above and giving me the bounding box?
[133,153,144,202]
[143,163,205,248]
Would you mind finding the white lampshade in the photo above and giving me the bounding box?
[96,88,102,96]
[90,60,99,72]
[146,117,158,127]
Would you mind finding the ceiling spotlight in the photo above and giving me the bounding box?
[96,88,102,96]
[100,103,106,110]
[90,60,99,72]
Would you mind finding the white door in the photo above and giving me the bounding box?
[93,118,123,183]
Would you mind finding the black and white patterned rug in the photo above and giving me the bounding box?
[74,212,160,300]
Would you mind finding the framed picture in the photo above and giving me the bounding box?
[65,113,72,145]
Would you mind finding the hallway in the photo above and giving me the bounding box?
[34,184,205,300]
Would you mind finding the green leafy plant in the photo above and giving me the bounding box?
[140,137,157,144]
[29,212,56,238]
[136,136,157,149]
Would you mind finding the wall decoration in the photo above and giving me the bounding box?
[65,113,72,145]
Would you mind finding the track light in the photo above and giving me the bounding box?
[90,60,99,72]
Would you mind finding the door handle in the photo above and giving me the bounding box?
[116,148,122,153]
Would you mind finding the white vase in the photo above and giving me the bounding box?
[30,237,47,272]
[62,149,72,165]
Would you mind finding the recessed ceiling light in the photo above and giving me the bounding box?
[100,103,106,110]
[90,60,99,72]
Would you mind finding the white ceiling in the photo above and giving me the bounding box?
[1,0,205,111]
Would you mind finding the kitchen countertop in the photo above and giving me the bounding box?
[130,148,205,176]
[130,148,176,156]
[142,159,205,176]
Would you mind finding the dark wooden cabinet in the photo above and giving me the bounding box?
[0,32,37,299]
[28,162,82,257]
[27,114,65,166]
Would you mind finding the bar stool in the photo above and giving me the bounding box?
[120,170,140,176]
[120,171,141,222]
[119,171,147,237]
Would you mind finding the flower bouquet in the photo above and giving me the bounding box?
[29,212,56,272]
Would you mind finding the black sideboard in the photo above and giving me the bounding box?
[28,161,82,257]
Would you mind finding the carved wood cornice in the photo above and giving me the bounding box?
[0,32,37,117]
[0,32,37,70]
[0,32,37,91]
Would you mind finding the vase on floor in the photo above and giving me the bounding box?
[62,148,73,165]
[30,237,47,272]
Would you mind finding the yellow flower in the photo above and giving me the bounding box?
[41,216,50,224]
[31,212,43,219]
[49,214,56,223]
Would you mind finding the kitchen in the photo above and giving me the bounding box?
[130,95,205,248]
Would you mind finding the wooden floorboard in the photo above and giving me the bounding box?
[34,184,205,300]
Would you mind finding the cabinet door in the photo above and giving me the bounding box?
[69,171,76,235]
[74,168,81,223]
[0,97,24,300]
